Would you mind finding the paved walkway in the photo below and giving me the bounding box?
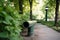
[23,23,60,40]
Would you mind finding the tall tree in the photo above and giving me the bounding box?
[54,0,59,26]
[19,0,23,14]
[29,0,33,20]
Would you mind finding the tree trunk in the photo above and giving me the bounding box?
[19,0,23,14]
[29,0,33,20]
[54,0,59,26]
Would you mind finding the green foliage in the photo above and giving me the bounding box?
[0,32,8,38]
[37,19,55,27]
[43,0,56,11]
[0,0,37,40]
[0,0,23,40]
[41,0,56,19]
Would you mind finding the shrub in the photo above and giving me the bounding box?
[0,0,23,40]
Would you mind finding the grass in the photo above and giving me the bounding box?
[37,20,60,32]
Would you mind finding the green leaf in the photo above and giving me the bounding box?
[0,32,8,38]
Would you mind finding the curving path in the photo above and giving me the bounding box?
[23,23,60,40]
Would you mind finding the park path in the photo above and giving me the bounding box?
[23,23,60,40]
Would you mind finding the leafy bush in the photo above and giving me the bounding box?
[0,0,23,40]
